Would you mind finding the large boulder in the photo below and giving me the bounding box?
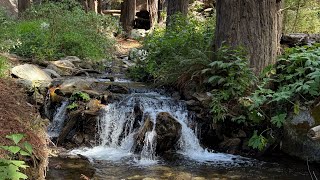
[282,108,320,162]
[155,112,182,154]
[11,64,52,81]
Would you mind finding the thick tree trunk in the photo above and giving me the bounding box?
[18,0,31,16]
[148,0,158,28]
[120,0,136,33]
[215,0,283,74]
[166,0,188,26]
[88,0,96,12]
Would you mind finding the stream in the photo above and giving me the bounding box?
[46,80,320,180]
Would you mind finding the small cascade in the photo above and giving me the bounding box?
[72,92,241,165]
[47,101,68,138]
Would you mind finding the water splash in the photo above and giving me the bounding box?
[71,92,244,165]
[47,101,68,138]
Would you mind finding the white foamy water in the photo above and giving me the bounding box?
[71,92,244,165]
[47,101,68,138]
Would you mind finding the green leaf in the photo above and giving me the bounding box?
[248,130,267,151]
[294,101,300,115]
[19,150,30,157]
[6,134,24,145]
[0,146,21,154]
[23,142,33,155]
[271,113,287,128]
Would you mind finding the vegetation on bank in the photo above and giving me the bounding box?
[0,0,119,61]
[128,11,320,151]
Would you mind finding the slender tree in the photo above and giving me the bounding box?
[166,0,188,26]
[215,0,283,74]
[120,0,136,33]
[18,0,31,16]
[148,0,158,28]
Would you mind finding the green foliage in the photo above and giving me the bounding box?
[128,14,215,85]
[0,134,33,180]
[284,0,320,33]
[67,102,78,110]
[70,91,91,102]
[271,113,287,128]
[0,0,117,61]
[202,46,256,122]
[248,130,267,151]
[0,56,9,78]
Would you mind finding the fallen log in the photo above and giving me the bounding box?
[307,125,320,140]
[102,10,121,15]
[281,33,320,47]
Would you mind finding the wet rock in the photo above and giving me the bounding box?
[219,137,241,154]
[135,115,154,152]
[282,109,320,162]
[174,172,192,180]
[107,84,129,94]
[155,112,182,154]
[172,92,181,100]
[11,64,52,81]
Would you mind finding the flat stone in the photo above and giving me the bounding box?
[11,64,52,81]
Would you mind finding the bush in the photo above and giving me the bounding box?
[0,0,118,61]
[128,14,215,85]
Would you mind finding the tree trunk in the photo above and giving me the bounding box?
[97,0,102,14]
[148,0,158,28]
[18,0,31,16]
[166,0,188,26]
[120,0,136,33]
[88,0,96,12]
[215,0,283,74]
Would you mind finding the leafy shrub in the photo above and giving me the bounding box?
[128,14,215,85]
[0,0,118,61]
[0,134,33,180]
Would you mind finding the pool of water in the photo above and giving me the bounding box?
[47,153,320,180]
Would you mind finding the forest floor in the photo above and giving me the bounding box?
[115,38,142,56]
[0,78,48,179]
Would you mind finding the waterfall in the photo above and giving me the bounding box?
[71,92,239,164]
[47,101,68,138]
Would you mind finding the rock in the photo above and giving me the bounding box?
[155,112,182,154]
[43,69,61,78]
[232,129,247,138]
[192,92,212,106]
[281,33,320,47]
[59,78,93,95]
[84,99,104,116]
[107,84,129,94]
[172,92,181,100]
[47,59,77,76]
[130,29,148,39]
[282,109,320,162]
[219,137,241,154]
[11,64,52,81]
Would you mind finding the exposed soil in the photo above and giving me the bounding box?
[115,38,142,55]
[0,78,48,179]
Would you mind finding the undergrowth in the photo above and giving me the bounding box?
[0,0,119,61]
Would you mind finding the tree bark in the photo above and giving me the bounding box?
[18,0,31,16]
[215,0,283,74]
[97,0,102,14]
[120,0,136,33]
[166,0,188,26]
[148,0,158,28]
[88,0,96,12]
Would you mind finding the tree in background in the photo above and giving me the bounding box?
[18,0,31,15]
[120,0,136,33]
[166,0,188,26]
[215,0,283,74]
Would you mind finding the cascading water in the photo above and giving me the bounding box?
[72,92,241,165]
[47,101,68,138]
